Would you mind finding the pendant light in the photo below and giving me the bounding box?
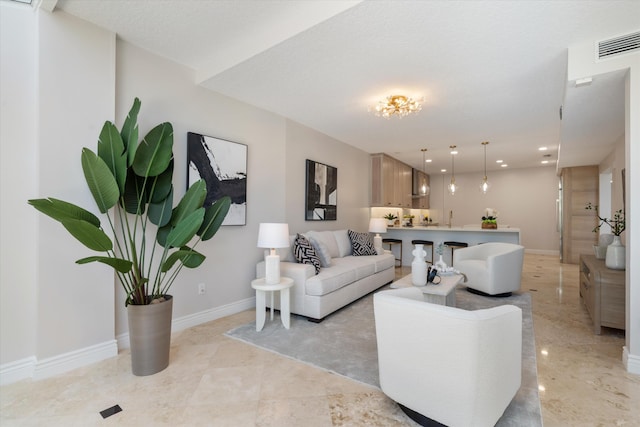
[480,141,490,194]
[448,145,458,195]
[420,148,430,195]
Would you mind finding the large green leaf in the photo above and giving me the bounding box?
[198,196,231,241]
[122,169,147,215]
[132,122,173,177]
[148,159,173,203]
[166,208,204,248]
[171,180,206,226]
[161,246,205,272]
[156,223,172,248]
[121,97,141,166]
[81,148,119,213]
[28,197,100,227]
[97,121,127,194]
[148,186,173,227]
[61,218,113,251]
[76,256,132,273]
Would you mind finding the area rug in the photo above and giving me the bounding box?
[225,285,542,426]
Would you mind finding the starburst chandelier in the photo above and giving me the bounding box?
[371,95,422,119]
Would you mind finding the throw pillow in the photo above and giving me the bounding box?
[347,230,378,256]
[294,233,321,274]
[308,236,332,267]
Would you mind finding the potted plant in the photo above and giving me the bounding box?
[481,208,498,229]
[383,213,398,227]
[585,202,625,269]
[28,98,231,375]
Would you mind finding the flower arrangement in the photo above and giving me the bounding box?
[436,242,447,255]
[481,208,498,229]
[585,202,625,236]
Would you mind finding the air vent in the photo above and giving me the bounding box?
[598,31,640,59]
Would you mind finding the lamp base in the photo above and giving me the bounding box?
[265,254,281,285]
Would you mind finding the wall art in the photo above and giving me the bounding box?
[187,132,247,225]
[305,159,337,221]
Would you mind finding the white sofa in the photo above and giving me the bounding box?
[374,287,522,427]
[453,242,525,297]
[256,230,395,321]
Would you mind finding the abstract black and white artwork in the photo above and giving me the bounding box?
[187,132,247,226]
[305,159,337,221]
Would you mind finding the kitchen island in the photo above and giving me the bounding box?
[383,225,521,266]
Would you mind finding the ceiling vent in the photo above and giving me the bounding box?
[598,31,640,60]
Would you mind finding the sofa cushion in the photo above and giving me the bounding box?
[348,230,377,256]
[332,256,375,280]
[307,235,332,267]
[333,230,352,257]
[306,230,340,258]
[305,263,357,296]
[294,234,321,274]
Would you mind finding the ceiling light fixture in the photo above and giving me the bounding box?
[371,95,422,119]
[448,145,458,195]
[420,149,430,195]
[480,141,490,194]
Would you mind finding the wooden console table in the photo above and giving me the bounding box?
[579,254,625,334]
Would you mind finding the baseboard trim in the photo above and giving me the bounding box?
[33,340,118,381]
[0,356,37,386]
[623,346,640,375]
[117,296,255,350]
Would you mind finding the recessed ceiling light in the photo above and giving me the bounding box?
[450,150,458,155]
[496,160,503,163]
[538,147,547,151]
[441,169,447,173]
[426,159,432,163]
[501,164,508,168]
[541,160,549,164]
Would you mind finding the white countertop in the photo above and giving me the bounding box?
[386,225,519,233]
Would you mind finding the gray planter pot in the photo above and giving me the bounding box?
[127,295,173,376]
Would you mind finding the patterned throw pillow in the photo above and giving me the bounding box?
[294,233,321,274]
[347,230,378,256]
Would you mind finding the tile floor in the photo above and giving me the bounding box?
[1,254,639,426]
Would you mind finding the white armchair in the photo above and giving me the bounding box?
[453,242,525,297]
[374,287,522,427]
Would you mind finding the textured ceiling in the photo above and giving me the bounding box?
[54,0,637,175]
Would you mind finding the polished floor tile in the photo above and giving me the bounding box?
[1,254,639,426]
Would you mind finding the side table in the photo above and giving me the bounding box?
[251,277,294,331]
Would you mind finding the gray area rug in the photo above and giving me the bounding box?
[226,285,542,426]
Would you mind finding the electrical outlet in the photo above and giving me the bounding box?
[198,283,206,295]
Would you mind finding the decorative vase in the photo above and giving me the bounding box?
[411,244,427,286]
[435,254,447,271]
[605,236,625,270]
[593,245,607,260]
[127,295,173,376]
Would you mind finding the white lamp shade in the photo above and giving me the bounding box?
[257,223,290,248]
[369,218,387,234]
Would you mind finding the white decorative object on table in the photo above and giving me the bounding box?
[411,244,427,286]
[251,277,294,331]
[605,235,625,270]
[434,241,447,270]
[257,223,290,285]
[369,218,387,255]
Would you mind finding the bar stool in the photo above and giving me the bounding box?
[411,239,434,265]
[382,238,403,267]
[444,241,468,267]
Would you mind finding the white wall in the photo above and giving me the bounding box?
[0,3,37,368]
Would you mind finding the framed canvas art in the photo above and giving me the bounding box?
[187,132,247,226]
[305,159,337,221]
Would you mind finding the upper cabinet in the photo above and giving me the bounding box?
[371,153,414,208]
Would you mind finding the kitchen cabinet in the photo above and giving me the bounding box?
[371,153,412,208]
[579,254,625,334]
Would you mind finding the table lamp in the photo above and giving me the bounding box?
[369,218,387,254]
[257,223,290,285]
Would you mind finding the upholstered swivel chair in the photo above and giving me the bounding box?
[374,287,522,427]
[453,242,525,297]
